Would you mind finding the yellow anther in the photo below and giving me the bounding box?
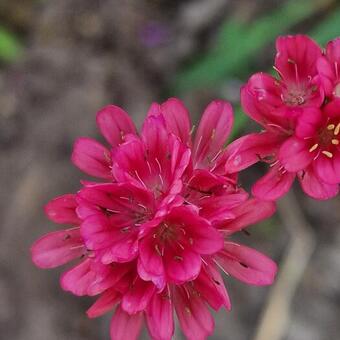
[334,123,340,136]
[332,139,339,145]
[322,151,333,158]
[327,124,335,130]
[309,143,319,152]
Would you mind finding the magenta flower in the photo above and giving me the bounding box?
[317,37,340,98]
[31,98,277,340]
[226,35,340,200]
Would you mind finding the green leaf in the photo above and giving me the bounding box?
[173,0,334,94]
[0,27,22,62]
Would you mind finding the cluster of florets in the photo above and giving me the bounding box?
[31,34,340,340]
[227,35,340,200]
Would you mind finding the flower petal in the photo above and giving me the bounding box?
[193,100,233,168]
[295,107,323,138]
[165,247,202,284]
[279,136,313,172]
[241,73,284,127]
[71,137,112,179]
[298,166,339,200]
[60,259,118,296]
[146,291,174,340]
[220,198,276,235]
[174,286,214,340]
[31,229,83,268]
[216,242,277,286]
[148,98,192,145]
[81,214,139,264]
[314,153,340,184]
[96,105,136,147]
[275,34,322,82]
[121,277,156,314]
[110,306,143,340]
[87,289,120,318]
[45,194,81,225]
[252,165,296,201]
[225,132,283,173]
[194,262,231,311]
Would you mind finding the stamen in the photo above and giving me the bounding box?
[155,244,162,256]
[322,151,333,158]
[134,170,147,189]
[309,143,319,152]
[211,129,216,140]
[334,123,340,136]
[273,66,284,79]
[155,157,162,174]
[327,124,335,130]
[332,139,339,145]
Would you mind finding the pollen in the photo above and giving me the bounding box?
[327,124,335,130]
[334,123,340,136]
[332,139,339,145]
[309,143,319,152]
[322,150,333,158]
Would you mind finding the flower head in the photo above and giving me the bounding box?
[31,98,277,340]
[226,35,340,200]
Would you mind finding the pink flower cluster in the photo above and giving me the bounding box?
[32,99,276,340]
[227,35,340,200]
[31,34,340,340]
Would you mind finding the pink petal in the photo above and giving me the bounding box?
[158,98,192,145]
[275,34,322,82]
[71,137,112,179]
[81,214,139,264]
[31,229,84,268]
[317,56,336,97]
[241,73,284,127]
[295,107,323,138]
[326,37,340,63]
[121,278,156,314]
[87,289,120,318]
[169,206,224,255]
[220,198,276,235]
[44,194,81,225]
[252,165,295,201]
[225,132,283,173]
[174,286,214,340]
[141,115,169,162]
[193,100,233,168]
[110,306,143,340]
[199,192,249,222]
[165,247,202,284]
[195,262,231,311]
[146,291,174,340]
[216,242,277,286]
[323,99,340,119]
[137,258,166,291]
[60,259,94,296]
[298,166,339,200]
[314,153,340,185]
[139,235,165,279]
[96,105,136,147]
[279,136,313,172]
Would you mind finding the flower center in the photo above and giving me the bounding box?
[282,85,307,106]
[309,122,340,158]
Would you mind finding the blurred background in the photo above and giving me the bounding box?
[0,0,340,339]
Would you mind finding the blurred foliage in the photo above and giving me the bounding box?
[0,26,22,62]
[173,0,339,139]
